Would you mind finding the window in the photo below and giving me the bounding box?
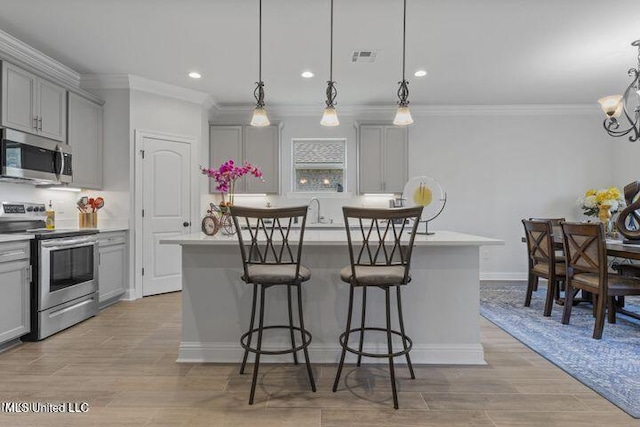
[292,138,346,192]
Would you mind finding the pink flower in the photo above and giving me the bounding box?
[200,159,265,195]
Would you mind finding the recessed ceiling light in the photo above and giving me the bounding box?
[414,70,427,77]
[301,71,314,78]
[188,72,202,79]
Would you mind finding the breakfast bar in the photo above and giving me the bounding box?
[161,229,503,365]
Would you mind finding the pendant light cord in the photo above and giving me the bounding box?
[329,0,334,82]
[323,0,337,109]
[259,0,262,83]
[402,0,406,81]
[396,0,410,108]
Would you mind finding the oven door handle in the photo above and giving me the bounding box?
[41,240,96,250]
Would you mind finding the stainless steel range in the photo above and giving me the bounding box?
[0,201,98,340]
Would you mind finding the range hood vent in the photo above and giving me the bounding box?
[351,50,378,63]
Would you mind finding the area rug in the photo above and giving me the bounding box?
[479,283,640,418]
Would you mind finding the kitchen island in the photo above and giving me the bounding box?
[160,230,503,365]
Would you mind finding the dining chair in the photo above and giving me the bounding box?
[522,219,566,316]
[332,206,423,410]
[229,205,316,404]
[528,218,566,291]
[560,221,640,339]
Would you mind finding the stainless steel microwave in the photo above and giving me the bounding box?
[0,128,72,184]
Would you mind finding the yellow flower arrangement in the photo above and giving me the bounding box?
[577,187,625,217]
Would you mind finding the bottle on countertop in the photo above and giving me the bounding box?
[45,200,55,230]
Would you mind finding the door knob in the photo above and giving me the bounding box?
[183,221,190,227]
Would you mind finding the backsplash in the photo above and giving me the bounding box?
[0,182,129,229]
[294,169,344,192]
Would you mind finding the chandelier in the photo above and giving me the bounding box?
[598,39,640,142]
[393,0,413,126]
[250,0,270,127]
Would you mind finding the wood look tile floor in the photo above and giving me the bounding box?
[0,292,638,426]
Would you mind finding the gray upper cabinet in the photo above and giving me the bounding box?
[358,124,408,194]
[1,62,67,142]
[244,126,279,194]
[68,93,104,189]
[209,124,280,194]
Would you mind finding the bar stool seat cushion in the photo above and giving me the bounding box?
[340,265,409,286]
[243,264,311,284]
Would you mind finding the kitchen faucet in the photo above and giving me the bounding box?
[309,197,321,223]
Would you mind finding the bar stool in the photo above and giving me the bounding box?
[229,205,316,404]
[332,206,423,409]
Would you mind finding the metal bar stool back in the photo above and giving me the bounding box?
[333,206,423,409]
[229,205,316,404]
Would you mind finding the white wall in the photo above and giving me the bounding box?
[612,132,640,190]
[408,112,612,279]
[210,108,614,279]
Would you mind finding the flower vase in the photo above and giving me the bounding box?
[598,204,613,236]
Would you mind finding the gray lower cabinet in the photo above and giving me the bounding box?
[209,124,280,194]
[358,124,408,194]
[98,231,128,309]
[0,240,31,346]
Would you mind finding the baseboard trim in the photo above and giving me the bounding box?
[0,338,23,354]
[480,272,527,281]
[177,342,486,365]
[121,290,137,301]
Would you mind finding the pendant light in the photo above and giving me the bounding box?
[321,0,339,126]
[250,0,270,127]
[393,0,413,126]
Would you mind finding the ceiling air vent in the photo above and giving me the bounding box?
[351,50,378,63]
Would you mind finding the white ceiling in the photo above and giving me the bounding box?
[0,0,639,107]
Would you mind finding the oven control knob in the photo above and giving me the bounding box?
[39,207,46,212]
[26,206,34,212]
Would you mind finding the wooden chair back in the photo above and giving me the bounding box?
[230,205,309,282]
[522,219,557,269]
[529,217,565,241]
[560,222,607,293]
[342,206,423,284]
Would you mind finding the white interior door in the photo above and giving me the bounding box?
[141,135,191,296]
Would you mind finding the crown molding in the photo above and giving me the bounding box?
[213,103,601,118]
[80,74,131,90]
[81,74,218,108]
[0,29,80,88]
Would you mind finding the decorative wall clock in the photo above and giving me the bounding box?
[402,176,447,235]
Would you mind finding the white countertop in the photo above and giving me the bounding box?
[0,227,127,243]
[160,229,503,247]
[0,234,34,243]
